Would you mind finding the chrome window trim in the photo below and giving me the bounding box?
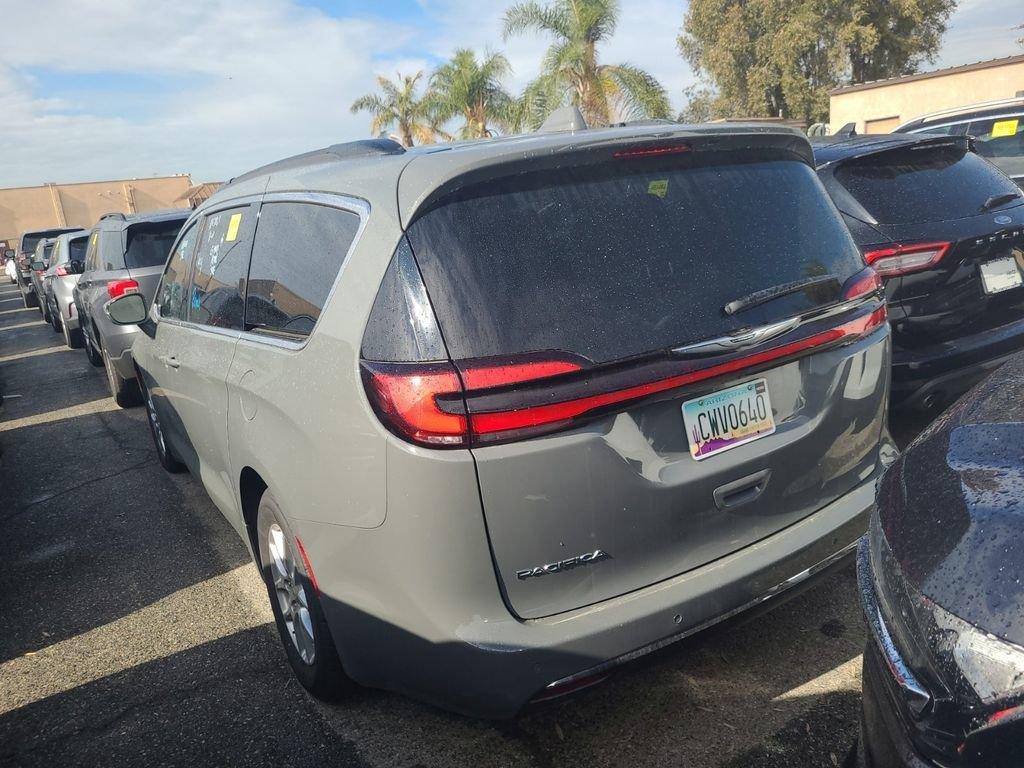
[151,191,370,353]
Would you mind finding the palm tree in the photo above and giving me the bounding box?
[350,72,439,147]
[428,49,518,139]
[503,0,670,127]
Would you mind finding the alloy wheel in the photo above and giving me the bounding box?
[268,523,316,665]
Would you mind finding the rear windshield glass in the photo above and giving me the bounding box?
[407,156,862,364]
[125,220,185,270]
[20,235,44,255]
[834,144,1022,225]
[68,237,88,263]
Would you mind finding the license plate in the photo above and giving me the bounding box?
[980,256,1023,295]
[682,379,775,461]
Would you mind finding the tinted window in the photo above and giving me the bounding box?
[407,157,862,364]
[125,219,186,270]
[835,144,1023,224]
[20,235,44,255]
[157,223,199,320]
[99,230,125,271]
[968,116,1024,179]
[187,207,252,329]
[245,202,360,338]
[68,236,88,264]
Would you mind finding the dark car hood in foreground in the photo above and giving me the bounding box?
[878,353,1024,647]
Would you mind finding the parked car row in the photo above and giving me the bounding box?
[11,113,1024,765]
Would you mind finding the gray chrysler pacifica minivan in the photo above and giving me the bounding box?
[106,122,895,717]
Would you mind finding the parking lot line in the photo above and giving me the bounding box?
[0,396,120,432]
[0,564,271,715]
[0,345,73,365]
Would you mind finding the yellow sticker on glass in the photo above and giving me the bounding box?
[648,179,669,199]
[992,119,1019,138]
[91,232,98,246]
[225,213,242,242]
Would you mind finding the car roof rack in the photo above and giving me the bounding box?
[228,138,406,185]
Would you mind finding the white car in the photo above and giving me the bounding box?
[5,256,17,284]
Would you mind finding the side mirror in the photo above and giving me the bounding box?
[70,260,85,274]
[31,260,45,271]
[105,292,148,325]
[3,249,13,259]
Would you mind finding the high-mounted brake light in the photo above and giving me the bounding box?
[362,303,886,449]
[106,279,140,299]
[613,143,691,159]
[864,242,951,278]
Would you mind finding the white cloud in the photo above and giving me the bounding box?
[0,0,416,186]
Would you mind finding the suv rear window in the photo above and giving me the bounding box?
[834,144,1022,225]
[125,220,185,270]
[407,156,862,364]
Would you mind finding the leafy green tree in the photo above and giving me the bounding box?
[503,0,671,127]
[428,49,518,139]
[679,0,956,125]
[350,72,439,147]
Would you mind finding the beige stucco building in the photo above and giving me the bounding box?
[0,175,193,249]
[830,54,1024,134]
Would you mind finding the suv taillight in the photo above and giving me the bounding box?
[107,279,139,299]
[55,265,69,277]
[864,242,950,278]
[361,301,887,449]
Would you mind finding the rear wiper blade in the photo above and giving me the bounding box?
[723,275,839,317]
[980,192,1021,213]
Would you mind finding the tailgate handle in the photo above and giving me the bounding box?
[714,469,772,511]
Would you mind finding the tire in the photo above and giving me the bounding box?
[83,325,104,367]
[61,316,84,349]
[22,289,38,309]
[40,296,50,322]
[102,344,142,407]
[257,491,349,701]
[50,303,61,333]
[141,377,186,473]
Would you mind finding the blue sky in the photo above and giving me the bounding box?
[0,0,1020,188]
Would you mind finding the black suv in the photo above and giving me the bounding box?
[812,133,1024,411]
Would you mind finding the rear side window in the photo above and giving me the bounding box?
[834,144,1022,225]
[157,223,199,320]
[245,202,360,338]
[99,230,125,271]
[407,156,862,364]
[187,207,252,329]
[968,116,1024,179]
[125,219,185,270]
[84,231,99,271]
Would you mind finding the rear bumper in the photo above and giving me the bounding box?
[891,316,1024,409]
[300,471,879,718]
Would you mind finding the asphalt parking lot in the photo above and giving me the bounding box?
[0,278,922,767]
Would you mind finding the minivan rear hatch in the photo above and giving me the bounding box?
[387,136,888,618]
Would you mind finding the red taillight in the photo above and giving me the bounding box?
[362,362,468,446]
[55,265,69,277]
[863,241,951,278]
[106,279,139,299]
[613,143,691,159]
[363,303,886,448]
[842,267,883,300]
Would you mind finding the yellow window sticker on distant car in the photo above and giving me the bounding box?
[91,232,98,246]
[648,179,669,198]
[225,213,242,242]
[992,119,1019,138]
